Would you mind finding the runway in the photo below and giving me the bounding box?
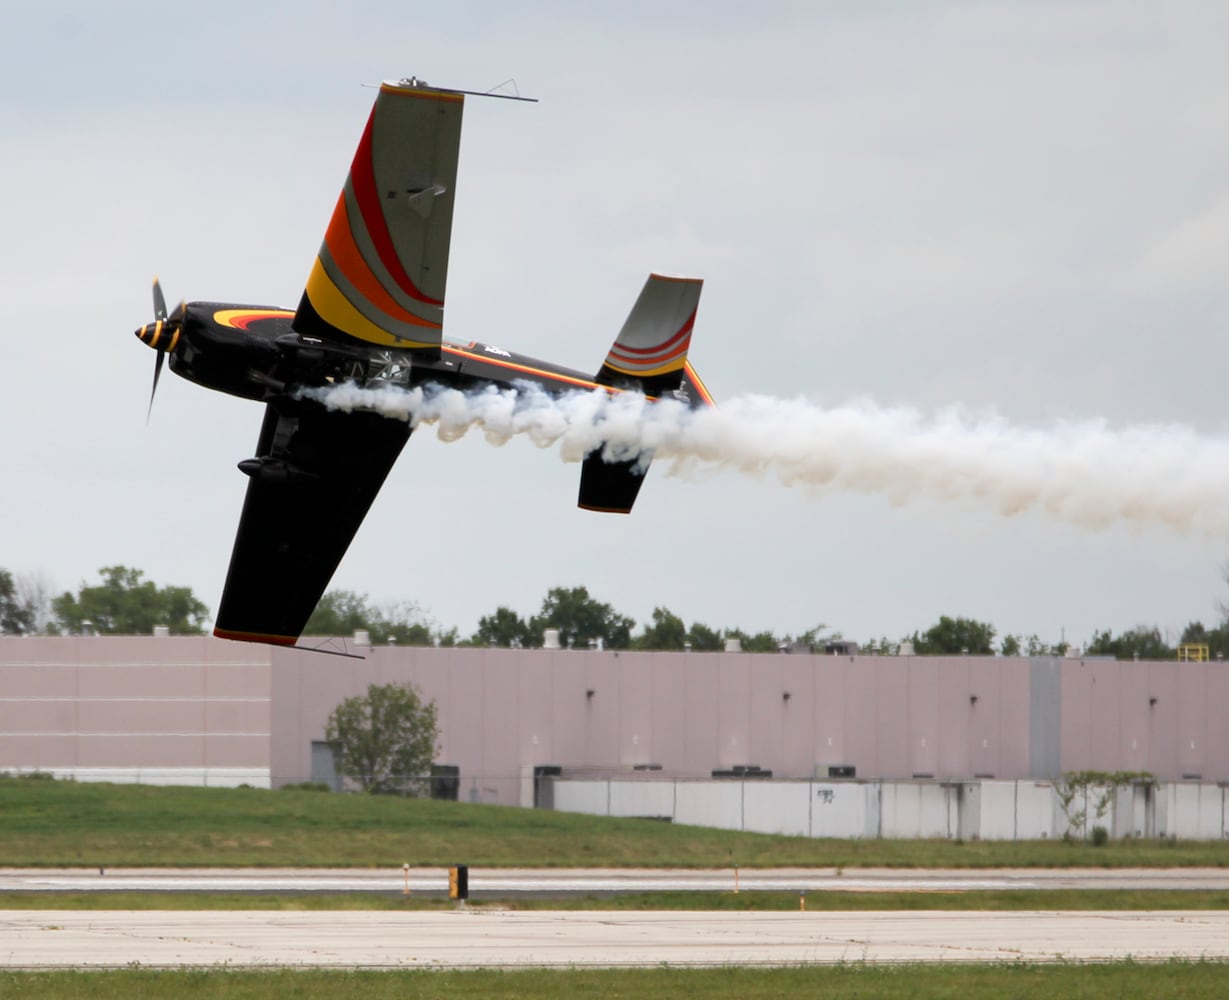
[4,909,1229,967]
[4,866,1228,895]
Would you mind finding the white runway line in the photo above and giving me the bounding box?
[4,866,1229,893]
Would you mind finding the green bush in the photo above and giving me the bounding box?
[278,781,332,793]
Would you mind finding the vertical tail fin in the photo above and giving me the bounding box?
[595,273,703,397]
[579,274,707,514]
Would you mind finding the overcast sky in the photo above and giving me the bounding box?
[3,1,1228,648]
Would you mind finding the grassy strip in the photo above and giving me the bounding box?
[3,779,1229,868]
[4,890,1229,911]
[2,962,1228,999]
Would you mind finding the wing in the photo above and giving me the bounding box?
[212,403,411,645]
[293,79,465,352]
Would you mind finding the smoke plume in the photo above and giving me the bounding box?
[300,381,1229,533]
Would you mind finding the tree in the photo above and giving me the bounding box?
[52,566,208,635]
[911,616,996,655]
[0,569,34,635]
[471,606,535,648]
[634,606,687,650]
[1181,621,1229,660]
[305,590,435,645]
[529,586,635,650]
[325,682,439,795]
[724,627,780,653]
[861,636,902,655]
[1085,626,1172,661]
[14,571,55,634]
[1024,634,1068,656]
[1000,634,1022,657]
[686,622,724,651]
[790,623,839,653]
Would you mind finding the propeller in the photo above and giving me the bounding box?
[134,277,185,422]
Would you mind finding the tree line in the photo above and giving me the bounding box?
[0,566,208,637]
[3,564,1227,660]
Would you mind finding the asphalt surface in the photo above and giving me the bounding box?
[4,909,1229,967]
[6,867,1226,969]
[4,866,1229,895]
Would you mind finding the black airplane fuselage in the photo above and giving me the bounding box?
[154,301,628,407]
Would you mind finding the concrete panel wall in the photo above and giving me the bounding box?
[977,781,1019,840]
[742,781,810,837]
[1029,659,1062,778]
[1110,784,1156,839]
[648,657,687,769]
[5,639,1228,802]
[682,655,720,773]
[0,636,271,787]
[910,659,942,777]
[1162,783,1227,839]
[551,778,610,816]
[608,780,676,819]
[617,656,653,767]
[813,658,851,773]
[880,782,957,838]
[674,780,743,831]
[1015,782,1057,839]
[549,776,1229,841]
[810,782,875,838]
[1207,669,1229,780]
[1055,657,1229,782]
[781,658,817,773]
[876,659,911,778]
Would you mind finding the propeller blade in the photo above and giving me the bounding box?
[147,348,166,424]
[152,277,168,322]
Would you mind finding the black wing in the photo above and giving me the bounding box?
[213,403,411,645]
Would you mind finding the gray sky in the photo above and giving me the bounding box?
[3,1,1228,647]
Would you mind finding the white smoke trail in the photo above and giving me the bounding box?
[300,381,1229,534]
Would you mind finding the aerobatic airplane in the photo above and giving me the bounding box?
[133,77,712,647]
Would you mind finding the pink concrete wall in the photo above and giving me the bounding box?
[1057,657,1220,778]
[269,647,1047,794]
[5,638,1227,799]
[0,636,271,777]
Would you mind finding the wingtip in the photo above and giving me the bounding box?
[213,626,299,647]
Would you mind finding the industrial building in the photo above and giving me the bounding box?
[3,636,1227,839]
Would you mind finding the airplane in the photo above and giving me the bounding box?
[133,77,713,648]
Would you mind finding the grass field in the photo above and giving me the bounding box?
[3,963,1228,999]
[3,777,1228,868]
[4,779,1227,998]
